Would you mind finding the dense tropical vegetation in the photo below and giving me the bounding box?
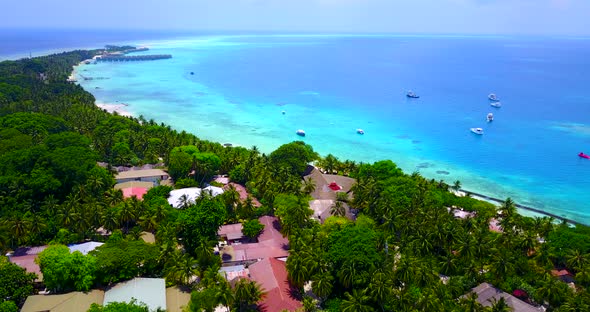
[0,49,589,311]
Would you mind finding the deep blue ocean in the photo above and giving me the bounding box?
[2,30,590,224]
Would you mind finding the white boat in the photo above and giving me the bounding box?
[470,127,484,135]
[356,128,365,135]
[406,90,420,98]
[490,102,502,108]
[296,129,306,136]
[281,110,286,115]
[487,113,494,122]
[488,93,499,101]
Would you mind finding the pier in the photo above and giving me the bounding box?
[97,54,172,62]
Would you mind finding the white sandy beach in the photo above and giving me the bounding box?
[96,102,132,117]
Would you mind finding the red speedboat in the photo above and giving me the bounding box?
[579,152,590,159]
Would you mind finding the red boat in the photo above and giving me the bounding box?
[579,152,590,159]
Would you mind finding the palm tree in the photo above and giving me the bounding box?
[232,278,264,312]
[286,253,310,288]
[330,200,346,217]
[368,271,393,311]
[490,297,511,312]
[341,289,374,312]
[452,180,462,192]
[536,273,568,307]
[302,177,316,195]
[338,261,357,289]
[566,249,590,272]
[164,251,199,286]
[311,271,333,300]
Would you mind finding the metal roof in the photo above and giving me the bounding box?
[103,278,166,312]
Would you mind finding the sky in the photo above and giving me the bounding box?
[2,0,590,35]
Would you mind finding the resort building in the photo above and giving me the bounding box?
[21,278,190,312]
[217,216,301,311]
[465,283,544,312]
[167,186,224,208]
[304,166,356,223]
[114,181,154,200]
[7,245,47,281]
[21,290,105,312]
[103,278,167,311]
[114,169,170,186]
[68,241,104,255]
[248,257,302,311]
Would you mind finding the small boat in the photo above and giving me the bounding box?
[579,152,590,159]
[490,102,502,108]
[296,129,306,137]
[190,72,195,75]
[487,113,494,122]
[282,110,286,115]
[357,129,365,135]
[488,93,499,101]
[406,90,420,98]
[470,127,484,135]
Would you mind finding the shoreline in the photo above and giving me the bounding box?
[68,51,588,227]
[462,189,584,226]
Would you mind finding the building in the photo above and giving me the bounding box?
[103,278,167,311]
[248,258,302,312]
[218,223,245,243]
[465,283,543,312]
[21,290,104,312]
[68,242,104,255]
[21,281,190,312]
[167,186,224,208]
[7,245,47,281]
[219,216,289,262]
[114,169,170,186]
[114,181,154,200]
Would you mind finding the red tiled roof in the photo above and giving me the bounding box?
[122,187,148,200]
[10,255,42,280]
[248,258,302,312]
[551,269,572,277]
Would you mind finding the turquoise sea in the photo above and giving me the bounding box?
[3,31,590,223]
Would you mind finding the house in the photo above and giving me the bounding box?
[219,264,250,281]
[248,258,302,312]
[114,181,154,200]
[303,166,356,201]
[551,269,575,283]
[115,169,170,186]
[68,241,104,255]
[465,283,543,312]
[21,281,190,312]
[21,290,104,312]
[167,186,224,208]
[218,223,245,243]
[220,216,289,262]
[103,278,166,312]
[7,245,47,281]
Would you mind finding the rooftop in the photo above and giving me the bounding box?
[220,216,289,262]
[466,283,543,312]
[21,290,104,312]
[168,186,224,208]
[103,278,166,312]
[121,187,149,200]
[114,181,154,190]
[248,258,302,312]
[165,286,191,312]
[218,223,244,241]
[115,169,169,180]
[303,167,356,200]
[68,241,104,255]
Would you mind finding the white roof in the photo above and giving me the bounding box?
[68,242,104,255]
[167,186,224,208]
[103,278,166,312]
[115,169,168,180]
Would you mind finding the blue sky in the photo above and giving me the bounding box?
[3,0,589,35]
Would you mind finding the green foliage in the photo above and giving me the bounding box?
[274,194,313,236]
[177,199,226,256]
[269,141,318,175]
[0,256,36,308]
[241,219,264,239]
[91,239,160,285]
[36,244,96,293]
[0,301,18,312]
[87,299,150,312]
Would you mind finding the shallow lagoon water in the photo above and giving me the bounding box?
[75,35,590,224]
